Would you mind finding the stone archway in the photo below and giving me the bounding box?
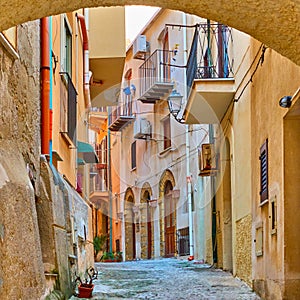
[0,0,299,66]
[159,169,176,257]
[124,187,136,260]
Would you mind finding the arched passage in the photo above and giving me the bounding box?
[0,0,299,66]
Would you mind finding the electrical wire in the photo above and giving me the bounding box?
[233,44,267,102]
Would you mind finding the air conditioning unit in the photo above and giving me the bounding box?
[133,35,147,59]
[199,143,218,176]
[134,118,151,139]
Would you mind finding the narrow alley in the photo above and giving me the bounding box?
[72,258,261,300]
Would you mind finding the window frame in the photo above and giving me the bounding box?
[61,14,72,78]
[259,139,268,203]
[162,114,171,151]
[131,141,137,170]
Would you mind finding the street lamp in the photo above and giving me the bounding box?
[168,89,183,117]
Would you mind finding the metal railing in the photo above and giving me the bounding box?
[139,49,173,97]
[186,23,234,96]
[177,227,190,256]
[90,168,108,193]
[108,101,134,126]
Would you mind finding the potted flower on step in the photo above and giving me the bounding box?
[75,266,98,298]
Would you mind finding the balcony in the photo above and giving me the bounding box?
[108,102,135,131]
[89,7,126,107]
[184,23,235,124]
[89,170,109,208]
[138,49,174,104]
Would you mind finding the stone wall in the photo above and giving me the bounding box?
[235,214,252,286]
[0,20,46,299]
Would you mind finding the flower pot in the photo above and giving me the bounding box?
[78,283,94,298]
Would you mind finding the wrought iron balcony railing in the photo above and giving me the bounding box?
[108,102,135,131]
[186,22,234,96]
[138,49,174,103]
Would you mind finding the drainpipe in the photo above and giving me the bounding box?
[209,124,218,264]
[49,17,53,165]
[41,17,51,161]
[76,12,91,108]
[108,128,113,253]
[182,13,194,260]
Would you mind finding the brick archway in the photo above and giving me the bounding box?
[0,0,299,66]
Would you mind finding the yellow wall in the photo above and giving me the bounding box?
[250,43,300,299]
[51,11,88,188]
[89,7,125,59]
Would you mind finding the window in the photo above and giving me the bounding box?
[131,141,136,170]
[162,115,171,150]
[270,196,277,235]
[60,73,77,145]
[61,15,72,76]
[123,68,133,116]
[259,139,268,202]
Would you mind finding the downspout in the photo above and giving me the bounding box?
[183,13,194,261]
[49,17,53,165]
[76,12,91,108]
[108,128,113,253]
[209,124,218,264]
[41,17,51,159]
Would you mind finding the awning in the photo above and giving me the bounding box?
[77,141,99,164]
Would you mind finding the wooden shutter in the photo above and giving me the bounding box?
[259,139,268,202]
[163,116,171,150]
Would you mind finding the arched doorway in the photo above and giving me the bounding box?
[140,186,153,259]
[159,170,176,257]
[124,189,136,260]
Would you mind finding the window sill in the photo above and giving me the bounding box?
[131,167,136,172]
[259,199,269,207]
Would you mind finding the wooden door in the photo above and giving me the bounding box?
[164,193,175,257]
[162,30,170,81]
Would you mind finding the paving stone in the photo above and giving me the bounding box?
[70,258,260,299]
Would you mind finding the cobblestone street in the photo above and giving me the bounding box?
[72,258,261,300]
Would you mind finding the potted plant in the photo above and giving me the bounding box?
[100,251,115,262]
[93,234,107,262]
[75,266,98,298]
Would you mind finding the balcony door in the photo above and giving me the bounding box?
[162,30,170,81]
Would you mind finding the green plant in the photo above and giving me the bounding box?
[93,234,107,257]
[100,251,115,261]
[115,251,123,262]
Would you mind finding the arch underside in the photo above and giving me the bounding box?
[0,0,299,66]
